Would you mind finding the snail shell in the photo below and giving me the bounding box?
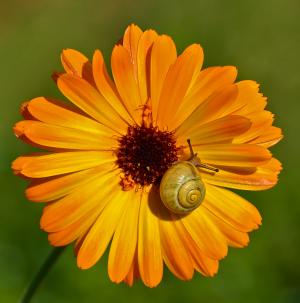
[159,161,206,214]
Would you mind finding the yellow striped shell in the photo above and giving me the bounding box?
[159,161,206,214]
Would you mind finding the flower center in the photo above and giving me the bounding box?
[116,125,179,189]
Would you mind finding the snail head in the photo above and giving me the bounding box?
[187,139,219,173]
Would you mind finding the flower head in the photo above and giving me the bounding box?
[13,24,282,287]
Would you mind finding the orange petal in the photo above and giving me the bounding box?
[123,24,143,78]
[12,151,114,178]
[181,207,228,260]
[159,204,194,280]
[124,249,140,287]
[150,35,177,122]
[25,97,114,136]
[108,191,141,283]
[204,209,250,248]
[77,190,135,269]
[48,207,100,246]
[157,44,204,128]
[233,111,274,144]
[203,184,262,232]
[248,126,283,148]
[202,157,281,190]
[14,120,117,150]
[146,188,193,280]
[194,143,271,167]
[177,115,251,146]
[26,165,108,202]
[92,50,133,124]
[233,80,267,115]
[57,73,127,133]
[41,170,120,233]
[172,218,219,277]
[138,189,163,287]
[172,66,237,130]
[176,84,238,137]
[136,30,158,103]
[61,49,94,85]
[111,45,142,123]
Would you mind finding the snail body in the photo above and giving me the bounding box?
[159,161,206,214]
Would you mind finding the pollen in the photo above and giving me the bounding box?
[116,125,179,187]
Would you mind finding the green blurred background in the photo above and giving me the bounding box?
[0,0,299,302]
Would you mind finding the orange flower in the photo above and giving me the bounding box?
[12,24,282,287]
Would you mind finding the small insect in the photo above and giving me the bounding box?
[159,139,218,214]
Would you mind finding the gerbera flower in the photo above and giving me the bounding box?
[12,24,282,287]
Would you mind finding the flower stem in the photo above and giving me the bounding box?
[19,246,66,303]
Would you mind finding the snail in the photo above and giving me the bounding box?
[159,139,218,214]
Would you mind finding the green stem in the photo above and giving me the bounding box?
[19,246,66,303]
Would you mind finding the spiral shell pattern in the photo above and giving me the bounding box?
[178,179,204,209]
[159,161,206,214]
